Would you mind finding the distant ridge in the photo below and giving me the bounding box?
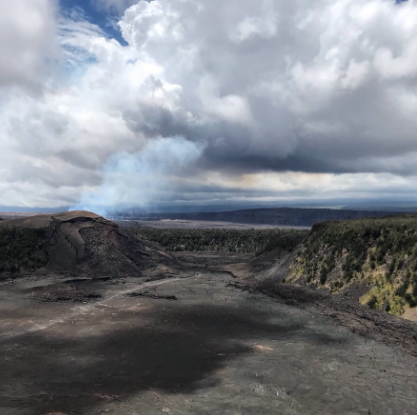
[123,207,405,227]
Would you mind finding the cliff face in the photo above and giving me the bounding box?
[286,215,417,316]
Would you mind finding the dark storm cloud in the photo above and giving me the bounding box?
[114,0,417,178]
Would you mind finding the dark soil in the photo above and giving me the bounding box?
[127,291,178,301]
[31,283,102,303]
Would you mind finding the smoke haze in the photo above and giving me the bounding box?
[70,136,204,215]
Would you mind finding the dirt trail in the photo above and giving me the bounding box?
[1,271,417,415]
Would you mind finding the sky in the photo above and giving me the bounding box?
[0,0,417,213]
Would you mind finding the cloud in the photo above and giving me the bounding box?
[58,7,106,66]
[116,0,417,177]
[1,0,417,209]
[0,0,57,89]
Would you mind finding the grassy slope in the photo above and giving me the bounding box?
[287,215,417,316]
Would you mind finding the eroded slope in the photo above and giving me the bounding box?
[0,210,172,278]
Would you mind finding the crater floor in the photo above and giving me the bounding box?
[1,269,417,415]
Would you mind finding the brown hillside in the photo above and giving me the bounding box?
[0,211,170,277]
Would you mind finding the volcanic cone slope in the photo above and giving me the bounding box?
[0,210,166,276]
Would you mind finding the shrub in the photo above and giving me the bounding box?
[395,280,409,297]
[320,268,328,285]
[405,294,417,308]
[128,227,309,254]
[367,296,378,309]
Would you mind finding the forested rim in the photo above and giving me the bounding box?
[289,215,417,315]
[127,227,309,255]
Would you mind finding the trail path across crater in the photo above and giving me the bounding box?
[0,276,186,341]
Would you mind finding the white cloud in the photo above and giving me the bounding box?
[58,10,106,66]
[0,0,56,89]
[1,0,417,209]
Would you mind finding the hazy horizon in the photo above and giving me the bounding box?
[2,197,417,215]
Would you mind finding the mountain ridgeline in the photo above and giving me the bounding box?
[286,215,417,316]
[125,207,404,227]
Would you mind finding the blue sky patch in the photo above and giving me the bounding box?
[60,0,128,45]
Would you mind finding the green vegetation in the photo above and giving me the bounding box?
[367,295,378,309]
[0,227,48,273]
[128,227,309,255]
[287,215,417,316]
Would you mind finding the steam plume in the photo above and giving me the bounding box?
[70,136,204,216]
